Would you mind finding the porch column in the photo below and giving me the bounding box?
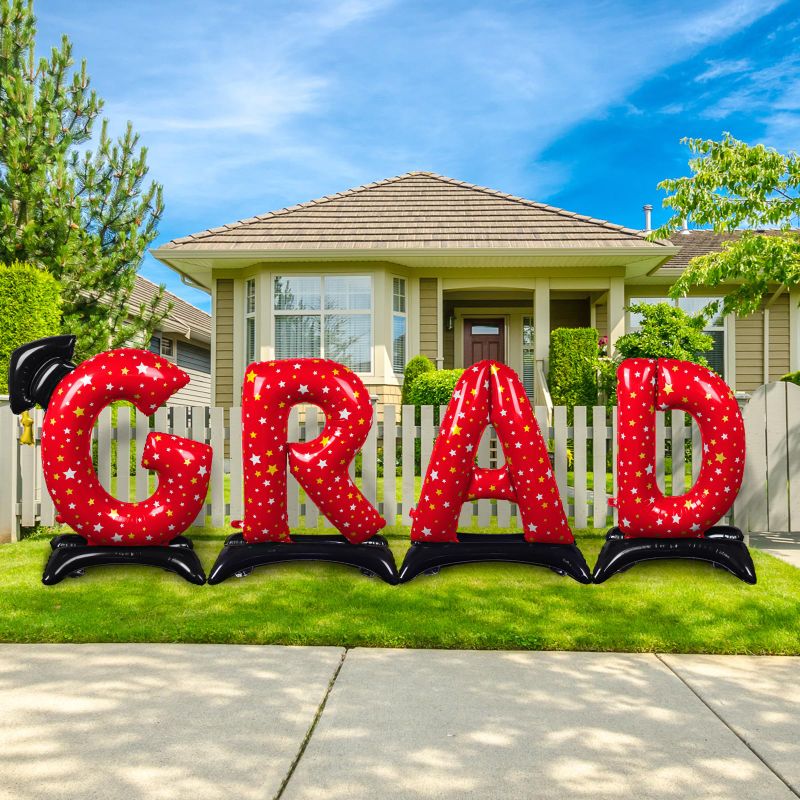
[608,277,625,355]
[534,279,550,407]
[534,278,550,367]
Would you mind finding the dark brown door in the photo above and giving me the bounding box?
[463,318,505,366]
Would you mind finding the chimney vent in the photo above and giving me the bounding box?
[643,204,653,232]
[680,218,690,235]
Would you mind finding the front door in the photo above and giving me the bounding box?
[463,318,505,366]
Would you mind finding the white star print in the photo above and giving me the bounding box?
[136,363,148,374]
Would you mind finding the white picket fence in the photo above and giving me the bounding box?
[1,386,798,541]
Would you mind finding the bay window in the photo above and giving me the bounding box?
[273,275,373,373]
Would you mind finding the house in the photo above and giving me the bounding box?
[130,275,212,406]
[151,172,800,408]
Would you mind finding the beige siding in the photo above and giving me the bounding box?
[171,367,211,406]
[594,302,608,338]
[769,292,791,380]
[735,310,763,392]
[551,299,590,330]
[214,279,235,408]
[443,326,454,369]
[419,277,438,360]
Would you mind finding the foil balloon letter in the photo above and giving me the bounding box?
[593,357,755,584]
[240,358,385,544]
[614,358,745,537]
[208,359,397,584]
[399,361,590,583]
[7,336,212,584]
[41,349,212,546]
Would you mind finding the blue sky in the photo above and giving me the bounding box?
[37,0,800,312]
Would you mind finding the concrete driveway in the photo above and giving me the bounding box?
[0,645,797,800]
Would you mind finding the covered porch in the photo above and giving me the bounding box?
[419,276,626,406]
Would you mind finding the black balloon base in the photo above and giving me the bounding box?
[398,532,592,584]
[592,526,757,584]
[42,534,207,585]
[207,532,400,585]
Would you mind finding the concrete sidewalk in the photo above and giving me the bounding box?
[750,532,800,570]
[0,646,798,800]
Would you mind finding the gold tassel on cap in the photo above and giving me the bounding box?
[19,410,34,446]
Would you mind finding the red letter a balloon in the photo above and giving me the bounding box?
[411,361,573,544]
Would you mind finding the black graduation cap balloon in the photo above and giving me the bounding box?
[8,335,77,414]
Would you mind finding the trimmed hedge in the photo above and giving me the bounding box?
[401,354,435,403]
[406,369,465,407]
[0,262,61,393]
[548,327,598,415]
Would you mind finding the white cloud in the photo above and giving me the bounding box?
[35,0,791,304]
[695,58,752,82]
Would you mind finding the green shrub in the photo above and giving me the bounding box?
[401,354,435,403]
[781,371,800,387]
[0,262,61,393]
[548,328,599,416]
[616,302,713,364]
[406,369,465,407]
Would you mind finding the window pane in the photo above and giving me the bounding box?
[392,314,406,373]
[628,297,668,328]
[274,277,321,310]
[325,314,371,372]
[246,279,256,314]
[522,316,535,397]
[149,335,161,354]
[393,277,406,313]
[246,317,256,364]
[472,324,500,335]
[275,315,320,359]
[705,330,725,377]
[324,276,371,310]
[161,338,174,357]
[678,296,724,327]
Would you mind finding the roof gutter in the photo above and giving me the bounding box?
[152,244,676,262]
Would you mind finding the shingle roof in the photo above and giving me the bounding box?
[664,229,790,271]
[129,275,211,340]
[161,172,669,252]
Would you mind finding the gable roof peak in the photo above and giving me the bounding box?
[161,170,671,252]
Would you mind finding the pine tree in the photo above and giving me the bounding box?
[0,0,168,359]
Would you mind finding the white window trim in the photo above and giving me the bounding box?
[392,276,407,374]
[272,274,375,376]
[245,277,257,367]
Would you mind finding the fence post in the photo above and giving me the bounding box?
[0,399,20,542]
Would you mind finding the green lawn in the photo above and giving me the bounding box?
[1,525,798,654]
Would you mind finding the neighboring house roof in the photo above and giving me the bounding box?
[129,275,211,344]
[661,229,792,274]
[159,172,672,252]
